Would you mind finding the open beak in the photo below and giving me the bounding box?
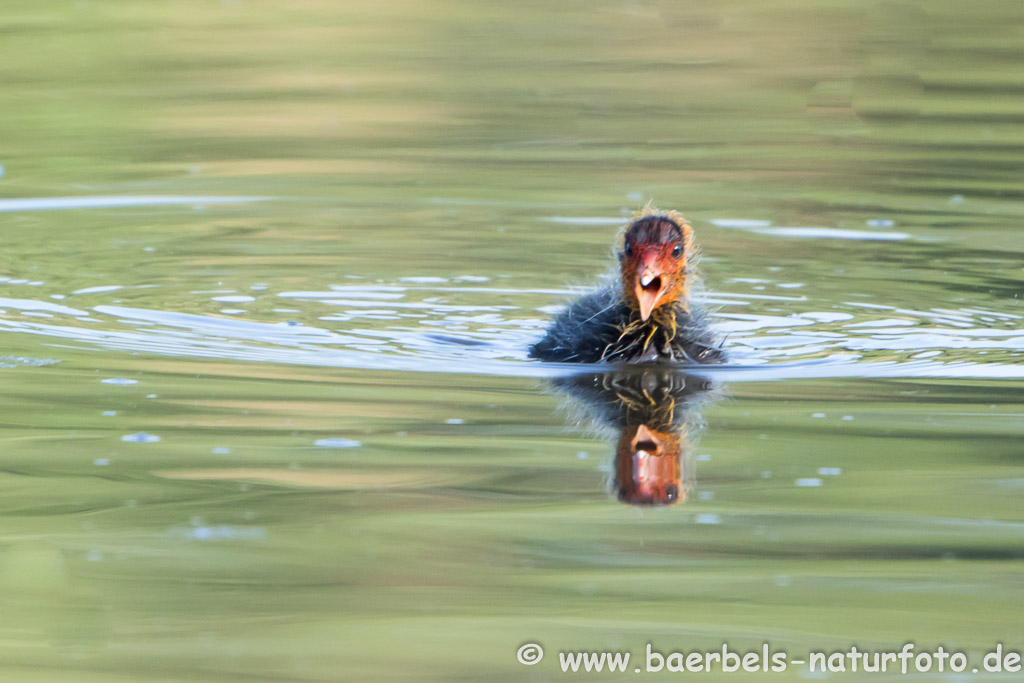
[631,424,663,456]
[634,265,666,321]
[616,423,683,506]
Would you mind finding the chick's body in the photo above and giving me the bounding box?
[529,207,725,365]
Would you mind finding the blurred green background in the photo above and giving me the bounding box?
[0,0,1022,680]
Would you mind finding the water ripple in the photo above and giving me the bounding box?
[0,282,1020,380]
[0,195,272,212]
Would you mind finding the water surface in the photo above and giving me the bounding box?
[1,0,1023,680]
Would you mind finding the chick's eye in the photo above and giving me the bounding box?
[624,242,633,257]
[672,244,683,258]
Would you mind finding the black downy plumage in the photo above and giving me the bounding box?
[530,207,725,365]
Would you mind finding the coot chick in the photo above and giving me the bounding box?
[530,207,725,364]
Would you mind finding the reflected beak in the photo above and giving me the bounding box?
[634,266,666,321]
[616,423,683,506]
[631,424,663,457]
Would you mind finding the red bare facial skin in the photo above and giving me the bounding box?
[619,215,693,321]
[629,243,685,320]
[615,423,685,505]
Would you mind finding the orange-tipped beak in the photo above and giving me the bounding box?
[616,423,683,506]
[634,266,666,321]
[632,424,663,456]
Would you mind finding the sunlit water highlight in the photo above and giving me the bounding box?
[0,206,1020,380]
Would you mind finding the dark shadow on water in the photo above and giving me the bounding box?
[551,366,721,507]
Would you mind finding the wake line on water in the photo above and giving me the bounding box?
[0,196,273,212]
[0,303,1022,382]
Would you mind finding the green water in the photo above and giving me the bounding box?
[1,0,1023,680]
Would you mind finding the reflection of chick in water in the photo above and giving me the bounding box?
[619,423,684,505]
[553,368,717,506]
